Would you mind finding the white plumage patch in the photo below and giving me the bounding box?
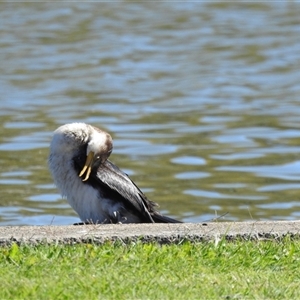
[49,123,113,223]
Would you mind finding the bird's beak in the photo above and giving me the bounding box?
[79,151,95,181]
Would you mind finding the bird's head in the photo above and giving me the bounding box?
[79,127,113,181]
[50,123,113,182]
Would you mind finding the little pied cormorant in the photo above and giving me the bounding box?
[48,123,181,224]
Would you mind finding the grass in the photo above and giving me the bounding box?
[1,237,300,299]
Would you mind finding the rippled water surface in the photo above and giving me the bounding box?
[1,2,300,225]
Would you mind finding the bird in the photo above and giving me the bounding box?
[48,122,182,224]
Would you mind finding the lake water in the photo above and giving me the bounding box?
[1,2,300,225]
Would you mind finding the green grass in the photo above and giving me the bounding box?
[1,238,300,299]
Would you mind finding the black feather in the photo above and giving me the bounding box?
[73,154,181,223]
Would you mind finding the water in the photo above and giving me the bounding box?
[1,2,300,225]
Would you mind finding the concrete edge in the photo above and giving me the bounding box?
[1,220,300,246]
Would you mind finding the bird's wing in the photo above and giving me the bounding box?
[91,160,156,222]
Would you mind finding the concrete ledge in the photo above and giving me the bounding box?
[1,221,300,245]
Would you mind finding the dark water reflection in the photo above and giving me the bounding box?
[1,2,300,225]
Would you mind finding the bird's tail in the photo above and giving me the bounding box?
[152,213,182,223]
